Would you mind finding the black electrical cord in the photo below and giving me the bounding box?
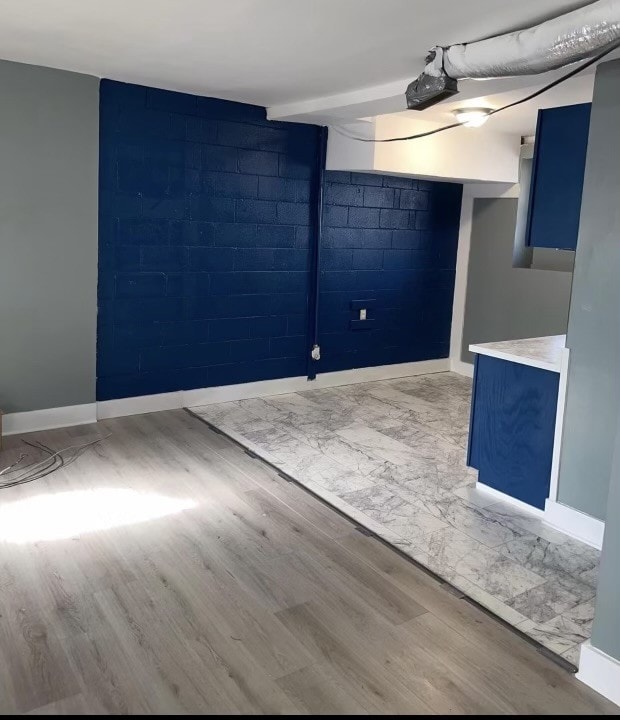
[333,42,620,143]
[0,442,63,489]
[0,436,109,490]
[0,453,28,477]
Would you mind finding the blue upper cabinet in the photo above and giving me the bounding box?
[526,102,591,251]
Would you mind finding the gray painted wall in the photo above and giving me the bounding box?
[558,60,620,522]
[591,409,620,660]
[0,60,99,413]
[461,198,573,364]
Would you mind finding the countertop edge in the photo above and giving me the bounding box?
[468,344,562,373]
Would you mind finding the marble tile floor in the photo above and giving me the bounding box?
[192,371,600,669]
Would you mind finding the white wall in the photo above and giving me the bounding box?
[326,120,377,173]
[327,115,520,184]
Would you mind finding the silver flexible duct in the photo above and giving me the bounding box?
[407,0,620,108]
[431,0,620,79]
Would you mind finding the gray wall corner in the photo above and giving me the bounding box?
[557,58,620,521]
[0,60,99,413]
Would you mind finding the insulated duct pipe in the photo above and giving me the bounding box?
[407,0,620,108]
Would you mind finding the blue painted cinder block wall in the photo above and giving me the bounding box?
[318,172,462,372]
[98,80,321,400]
[97,80,463,400]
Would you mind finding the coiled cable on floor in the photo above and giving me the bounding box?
[0,436,109,490]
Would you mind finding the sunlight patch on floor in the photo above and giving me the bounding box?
[0,488,196,543]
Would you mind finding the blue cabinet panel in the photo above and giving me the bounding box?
[526,102,591,250]
[468,355,559,510]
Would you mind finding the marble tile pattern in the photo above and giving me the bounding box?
[469,334,566,371]
[192,371,599,667]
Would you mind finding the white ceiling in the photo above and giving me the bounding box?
[0,0,594,107]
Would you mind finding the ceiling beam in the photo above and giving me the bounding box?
[268,64,601,125]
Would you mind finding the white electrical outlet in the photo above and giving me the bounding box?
[359,308,367,320]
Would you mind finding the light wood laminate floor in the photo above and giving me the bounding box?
[0,410,615,715]
[193,373,601,666]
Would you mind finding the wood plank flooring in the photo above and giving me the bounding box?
[0,409,615,715]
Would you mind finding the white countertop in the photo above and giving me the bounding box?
[469,335,566,373]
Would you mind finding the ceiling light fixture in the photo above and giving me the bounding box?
[453,108,493,128]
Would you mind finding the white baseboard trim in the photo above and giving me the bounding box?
[97,391,182,420]
[315,358,450,387]
[2,403,97,436]
[544,499,605,550]
[3,360,451,433]
[99,358,451,419]
[183,376,307,407]
[475,481,545,517]
[577,641,620,707]
[186,358,450,406]
[450,359,474,378]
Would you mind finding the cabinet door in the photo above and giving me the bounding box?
[526,103,591,250]
[468,355,559,510]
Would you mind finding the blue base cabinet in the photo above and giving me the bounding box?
[467,354,559,510]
